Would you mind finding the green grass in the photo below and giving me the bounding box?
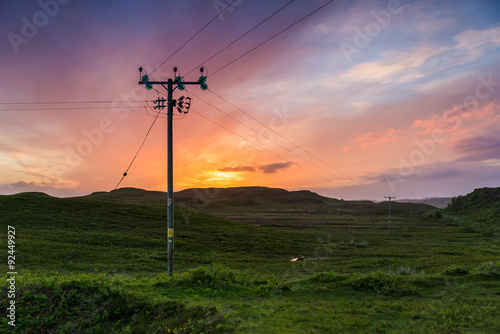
[445,187,500,224]
[1,188,499,333]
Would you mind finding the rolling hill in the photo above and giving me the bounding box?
[1,188,499,333]
[78,186,439,229]
[82,186,435,215]
[81,186,336,207]
[445,187,500,223]
[396,197,453,209]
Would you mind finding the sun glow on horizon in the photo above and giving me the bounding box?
[190,170,246,187]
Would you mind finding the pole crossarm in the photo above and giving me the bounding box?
[139,81,201,85]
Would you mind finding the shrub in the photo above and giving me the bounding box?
[0,273,234,333]
[309,271,346,283]
[442,265,470,276]
[171,265,249,290]
[349,239,369,247]
[388,266,423,276]
[259,276,291,295]
[473,261,500,278]
[345,272,421,297]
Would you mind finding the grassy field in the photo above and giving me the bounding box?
[1,187,499,333]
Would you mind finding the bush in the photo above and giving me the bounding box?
[170,265,250,290]
[442,265,470,276]
[259,276,291,295]
[345,272,421,297]
[0,273,234,333]
[388,266,423,276]
[473,261,500,278]
[309,271,346,283]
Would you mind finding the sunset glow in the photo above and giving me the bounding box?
[1,0,499,200]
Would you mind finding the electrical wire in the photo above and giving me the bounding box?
[0,100,143,105]
[188,88,383,197]
[177,0,382,196]
[185,0,297,77]
[152,83,380,197]
[210,0,336,77]
[144,101,186,120]
[189,107,336,184]
[58,108,162,274]
[188,89,340,181]
[0,100,149,111]
[0,106,146,111]
[208,89,385,196]
[150,0,239,75]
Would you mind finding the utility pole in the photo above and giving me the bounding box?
[385,196,396,234]
[138,66,207,275]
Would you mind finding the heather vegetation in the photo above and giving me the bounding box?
[1,187,499,333]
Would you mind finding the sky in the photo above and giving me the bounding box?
[1,0,499,200]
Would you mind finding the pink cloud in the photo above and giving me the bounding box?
[413,102,499,135]
[454,27,500,51]
[354,128,403,148]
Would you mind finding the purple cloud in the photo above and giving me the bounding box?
[454,135,500,162]
[259,162,292,174]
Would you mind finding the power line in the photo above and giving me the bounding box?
[189,90,381,197]
[186,0,297,77]
[149,0,381,196]
[179,0,380,196]
[188,89,349,183]
[58,107,162,274]
[189,107,336,185]
[0,100,143,105]
[208,89,384,196]
[153,84,381,198]
[0,106,146,111]
[188,100,379,197]
[0,100,148,111]
[210,0,336,77]
[150,0,239,75]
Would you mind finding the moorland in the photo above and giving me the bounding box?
[1,186,499,333]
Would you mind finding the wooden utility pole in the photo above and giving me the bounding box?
[385,196,396,234]
[139,67,207,275]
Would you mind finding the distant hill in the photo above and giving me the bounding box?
[397,197,452,209]
[81,186,337,207]
[175,186,337,208]
[445,187,500,223]
[80,186,436,220]
[82,187,166,205]
[13,191,53,198]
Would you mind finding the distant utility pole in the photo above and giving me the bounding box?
[385,196,396,234]
[139,66,207,275]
